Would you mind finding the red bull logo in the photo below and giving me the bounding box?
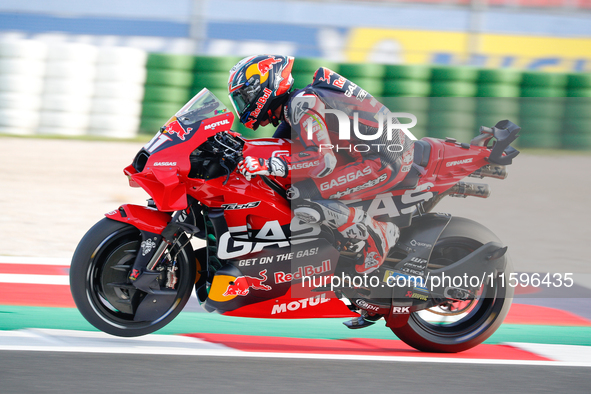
[244,87,273,128]
[315,67,334,83]
[246,56,281,84]
[223,269,272,296]
[250,88,272,120]
[257,57,281,75]
[164,119,191,141]
[245,119,256,129]
[274,260,331,284]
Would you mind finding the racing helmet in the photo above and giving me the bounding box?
[228,55,294,130]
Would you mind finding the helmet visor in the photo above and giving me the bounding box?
[229,90,249,116]
[230,81,262,118]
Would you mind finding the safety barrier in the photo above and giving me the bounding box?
[0,39,146,139]
[141,53,195,136]
[338,62,591,150]
[0,40,46,135]
[563,74,591,149]
[1,42,590,148]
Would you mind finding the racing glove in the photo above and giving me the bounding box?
[237,156,288,181]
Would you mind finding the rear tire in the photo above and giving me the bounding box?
[391,217,514,352]
[70,218,196,337]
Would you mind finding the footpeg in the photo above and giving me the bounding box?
[444,287,473,301]
[343,315,375,330]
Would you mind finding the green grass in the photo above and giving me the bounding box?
[1,306,589,346]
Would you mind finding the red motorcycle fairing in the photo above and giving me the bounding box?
[424,137,491,190]
[383,137,494,199]
[190,138,293,241]
[125,120,293,240]
[105,204,172,234]
[124,112,237,212]
[327,137,495,229]
[223,291,357,319]
[200,230,357,318]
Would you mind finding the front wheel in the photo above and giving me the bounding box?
[391,217,514,353]
[70,218,196,337]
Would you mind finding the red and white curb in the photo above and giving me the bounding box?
[0,256,70,285]
[0,256,203,307]
[0,329,590,367]
[0,256,74,308]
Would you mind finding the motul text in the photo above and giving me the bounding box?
[271,293,331,314]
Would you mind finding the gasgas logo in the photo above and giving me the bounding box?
[290,160,320,170]
[319,166,371,191]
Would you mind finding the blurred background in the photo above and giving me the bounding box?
[0,0,590,142]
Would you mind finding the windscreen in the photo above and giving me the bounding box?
[175,88,230,125]
[140,89,232,155]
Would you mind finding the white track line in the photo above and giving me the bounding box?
[508,342,591,364]
[0,328,231,351]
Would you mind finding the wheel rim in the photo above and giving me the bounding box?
[85,226,185,328]
[409,237,509,341]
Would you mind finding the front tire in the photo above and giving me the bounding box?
[391,217,514,352]
[70,218,196,337]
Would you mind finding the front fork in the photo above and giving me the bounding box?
[128,231,171,294]
[128,206,202,294]
[106,200,203,296]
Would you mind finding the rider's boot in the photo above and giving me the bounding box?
[337,210,399,274]
[294,200,399,274]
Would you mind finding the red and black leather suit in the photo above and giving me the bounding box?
[272,67,414,201]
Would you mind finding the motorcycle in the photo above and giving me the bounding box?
[70,88,520,352]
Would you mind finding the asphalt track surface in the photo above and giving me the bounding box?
[1,137,591,393]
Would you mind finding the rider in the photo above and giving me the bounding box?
[228,55,414,274]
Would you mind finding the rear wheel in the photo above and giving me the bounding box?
[391,218,513,352]
[70,218,196,337]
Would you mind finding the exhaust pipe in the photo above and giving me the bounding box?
[469,164,507,180]
[449,181,491,198]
